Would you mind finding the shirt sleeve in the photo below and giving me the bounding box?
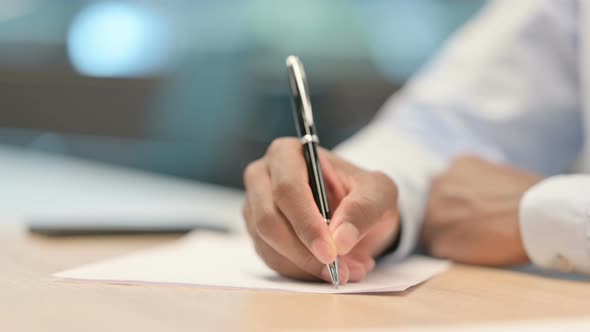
[520,175,590,274]
[334,0,581,261]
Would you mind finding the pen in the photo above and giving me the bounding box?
[286,55,339,288]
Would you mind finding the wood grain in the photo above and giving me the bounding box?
[2,223,590,332]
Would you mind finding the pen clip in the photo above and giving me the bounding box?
[286,55,315,129]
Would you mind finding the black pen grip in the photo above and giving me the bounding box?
[303,141,331,221]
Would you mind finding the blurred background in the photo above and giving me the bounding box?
[0,0,485,189]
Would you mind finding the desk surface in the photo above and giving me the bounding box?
[3,223,590,332]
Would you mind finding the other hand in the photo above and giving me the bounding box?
[421,155,543,266]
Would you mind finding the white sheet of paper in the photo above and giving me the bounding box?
[54,233,450,294]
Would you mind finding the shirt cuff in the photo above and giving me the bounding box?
[519,175,590,274]
[333,120,445,261]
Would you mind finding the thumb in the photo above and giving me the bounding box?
[329,171,398,255]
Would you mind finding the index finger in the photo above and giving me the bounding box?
[265,137,337,264]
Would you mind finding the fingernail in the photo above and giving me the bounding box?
[311,238,337,264]
[333,223,360,255]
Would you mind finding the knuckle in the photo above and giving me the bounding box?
[300,220,323,242]
[300,252,323,276]
[272,179,297,201]
[287,213,323,246]
[351,195,380,222]
[354,196,375,215]
[243,159,263,185]
[433,181,460,203]
[267,137,299,155]
[255,208,279,238]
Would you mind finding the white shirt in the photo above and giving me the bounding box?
[336,0,590,274]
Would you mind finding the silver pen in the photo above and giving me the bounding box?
[286,55,339,288]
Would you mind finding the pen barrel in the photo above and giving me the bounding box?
[292,105,316,139]
[302,140,331,222]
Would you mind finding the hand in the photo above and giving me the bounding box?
[242,137,400,284]
[421,155,543,266]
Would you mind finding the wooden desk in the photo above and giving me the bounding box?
[3,224,590,332]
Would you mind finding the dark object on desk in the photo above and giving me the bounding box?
[27,218,229,237]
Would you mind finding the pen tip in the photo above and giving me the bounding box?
[327,260,339,289]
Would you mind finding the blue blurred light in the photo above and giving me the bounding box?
[67,2,171,77]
